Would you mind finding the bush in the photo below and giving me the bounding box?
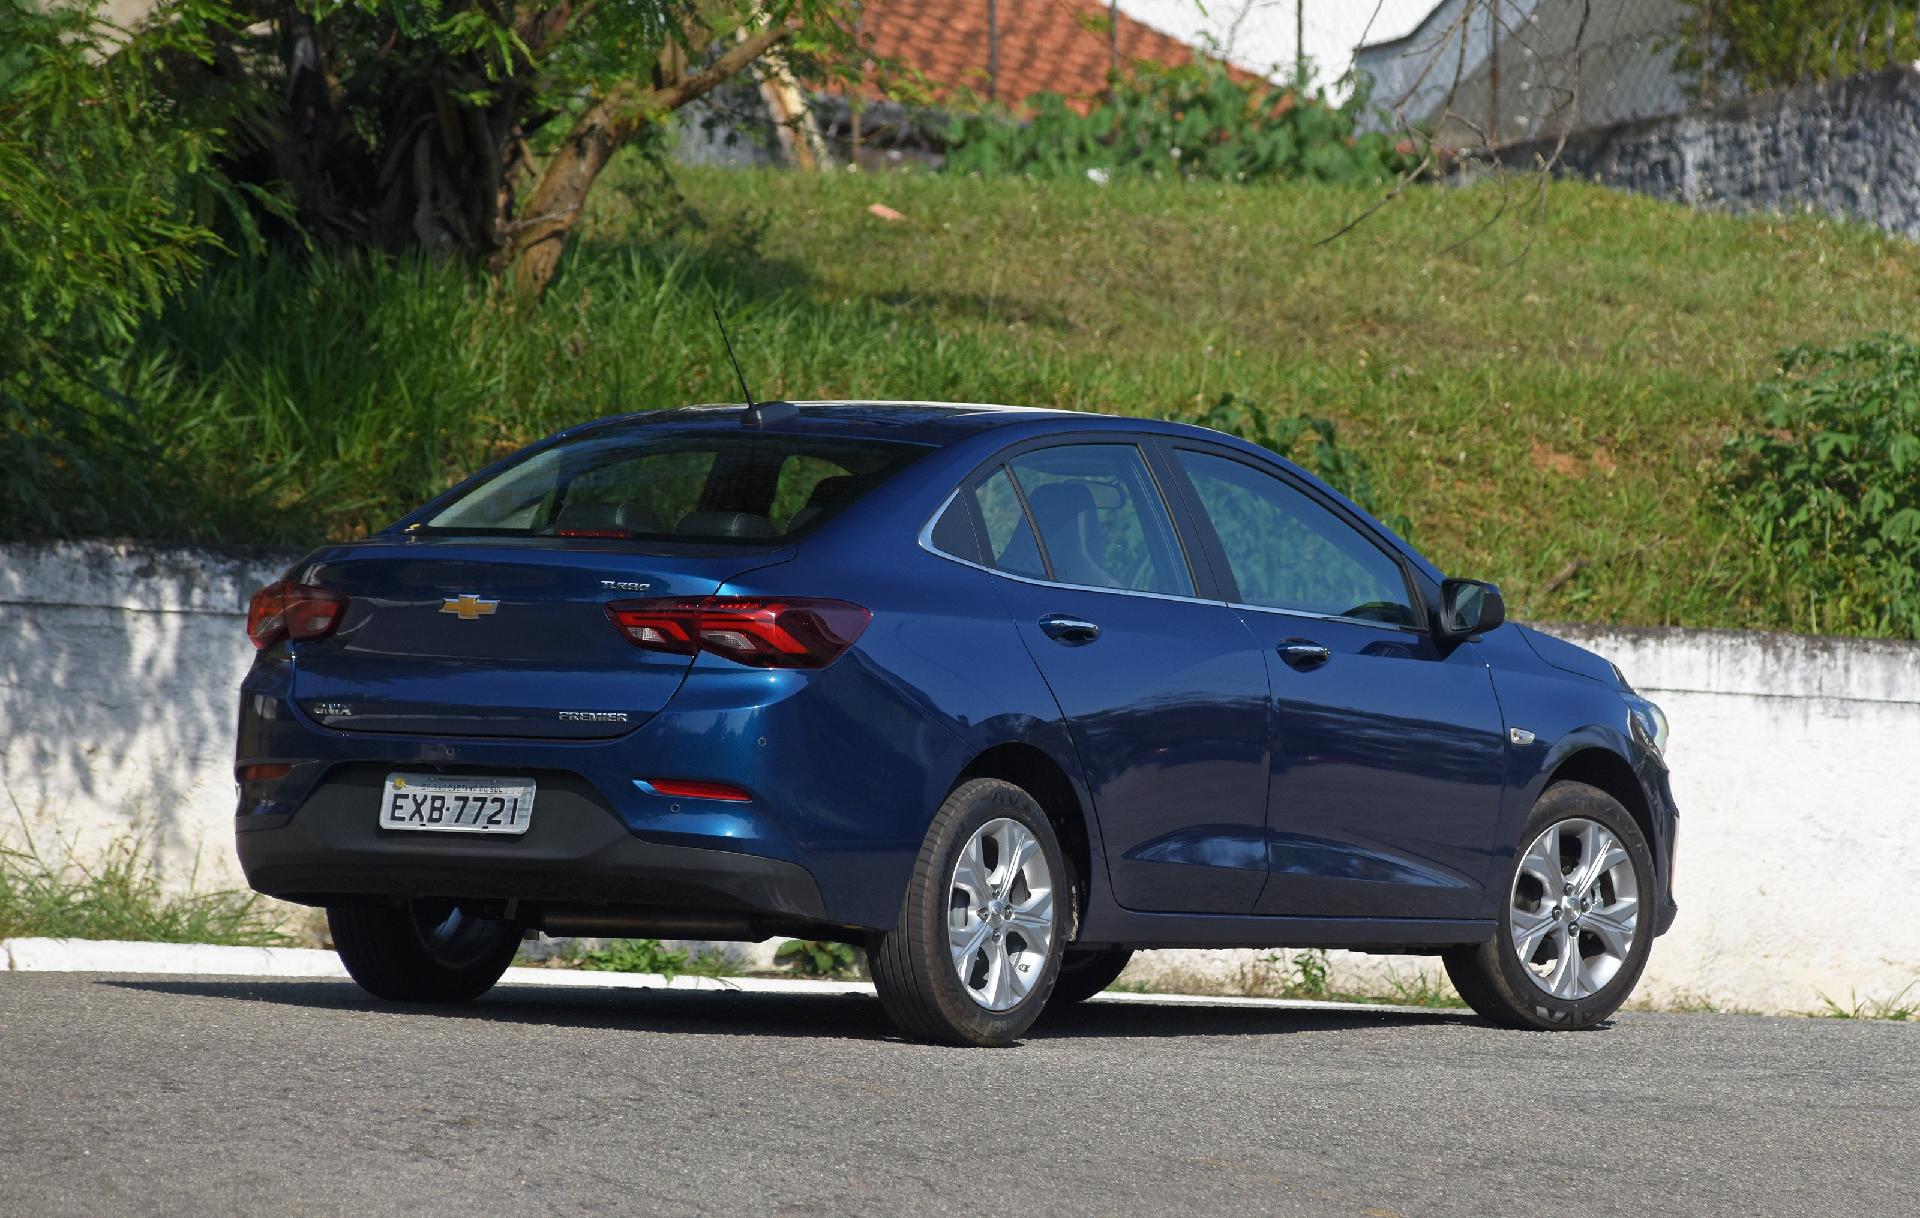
[942,63,1415,184]
[0,0,271,540]
[773,938,860,977]
[571,937,739,979]
[1718,336,1920,637]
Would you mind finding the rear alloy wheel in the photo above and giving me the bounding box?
[869,779,1068,1046]
[1444,781,1655,1030]
[329,899,522,1003]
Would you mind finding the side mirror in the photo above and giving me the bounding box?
[1440,578,1506,638]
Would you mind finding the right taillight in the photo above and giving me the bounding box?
[247,581,348,649]
[607,597,870,669]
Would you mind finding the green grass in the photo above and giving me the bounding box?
[1817,984,1918,1021]
[529,936,743,979]
[0,829,289,946]
[55,162,1920,634]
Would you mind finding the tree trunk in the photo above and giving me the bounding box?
[506,21,795,298]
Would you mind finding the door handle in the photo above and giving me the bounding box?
[1039,614,1101,644]
[1276,638,1331,670]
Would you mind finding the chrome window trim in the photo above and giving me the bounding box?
[917,487,1425,632]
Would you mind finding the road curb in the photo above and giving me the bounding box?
[0,937,1458,1013]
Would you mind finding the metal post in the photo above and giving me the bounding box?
[987,0,999,105]
[1109,0,1119,88]
[1486,0,1500,149]
[1296,0,1306,88]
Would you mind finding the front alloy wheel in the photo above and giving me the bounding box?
[1509,817,1640,1001]
[1444,781,1656,1030]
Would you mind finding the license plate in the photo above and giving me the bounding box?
[379,773,534,836]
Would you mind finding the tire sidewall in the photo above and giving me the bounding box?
[1492,782,1658,1028]
[908,779,1070,1045]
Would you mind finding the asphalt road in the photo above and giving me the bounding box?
[1,973,1912,1218]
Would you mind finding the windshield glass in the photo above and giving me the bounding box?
[420,428,931,542]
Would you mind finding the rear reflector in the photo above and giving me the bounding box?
[641,778,753,802]
[237,763,293,783]
[606,597,870,669]
[247,581,348,649]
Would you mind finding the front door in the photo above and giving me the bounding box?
[1160,444,1509,920]
[962,441,1271,915]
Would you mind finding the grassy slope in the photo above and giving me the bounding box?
[623,166,1917,631]
[119,163,1916,633]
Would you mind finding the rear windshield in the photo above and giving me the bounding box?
[418,428,931,542]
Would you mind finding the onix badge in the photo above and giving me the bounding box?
[439,594,500,621]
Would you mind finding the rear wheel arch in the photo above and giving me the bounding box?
[953,742,1094,931]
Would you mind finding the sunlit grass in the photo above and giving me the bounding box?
[86,160,1920,635]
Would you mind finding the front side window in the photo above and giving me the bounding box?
[421,429,927,542]
[1005,444,1194,597]
[1176,449,1418,627]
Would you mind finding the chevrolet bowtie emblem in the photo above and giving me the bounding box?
[439,594,500,621]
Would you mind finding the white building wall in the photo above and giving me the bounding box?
[2,543,1914,1013]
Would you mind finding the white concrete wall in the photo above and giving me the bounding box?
[3,543,1916,1013]
[0,542,295,889]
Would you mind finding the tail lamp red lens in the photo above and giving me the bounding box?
[237,763,293,783]
[606,597,870,669]
[247,581,348,649]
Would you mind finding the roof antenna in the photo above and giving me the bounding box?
[712,305,796,428]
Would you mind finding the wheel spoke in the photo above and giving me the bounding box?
[983,937,1012,1009]
[953,834,991,904]
[1511,905,1556,960]
[1547,934,1583,999]
[1584,902,1637,959]
[1518,831,1565,902]
[949,916,991,976]
[1007,891,1054,942]
[999,828,1039,896]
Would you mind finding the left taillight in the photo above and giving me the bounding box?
[247,581,348,650]
[606,597,871,669]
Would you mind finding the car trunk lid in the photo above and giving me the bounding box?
[287,538,789,739]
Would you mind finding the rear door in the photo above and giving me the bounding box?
[1158,442,1508,920]
[956,440,1271,915]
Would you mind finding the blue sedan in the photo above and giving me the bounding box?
[235,401,1677,1045]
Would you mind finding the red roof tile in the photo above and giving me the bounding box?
[851,0,1264,112]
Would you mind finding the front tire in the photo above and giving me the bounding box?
[328,899,522,1003]
[1444,781,1656,1030]
[868,779,1069,1046]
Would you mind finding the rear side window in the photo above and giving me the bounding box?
[1006,444,1193,597]
[970,467,1047,579]
[1175,449,1418,627]
[421,429,928,542]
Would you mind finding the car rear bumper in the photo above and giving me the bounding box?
[236,765,828,930]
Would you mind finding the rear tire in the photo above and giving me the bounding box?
[1444,781,1655,1030]
[1048,947,1135,1006]
[328,899,521,1004]
[868,779,1069,1046]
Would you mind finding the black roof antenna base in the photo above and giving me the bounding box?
[710,304,797,428]
[741,399,800,427]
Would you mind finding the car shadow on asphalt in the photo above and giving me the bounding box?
[104,977,1477,1043]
